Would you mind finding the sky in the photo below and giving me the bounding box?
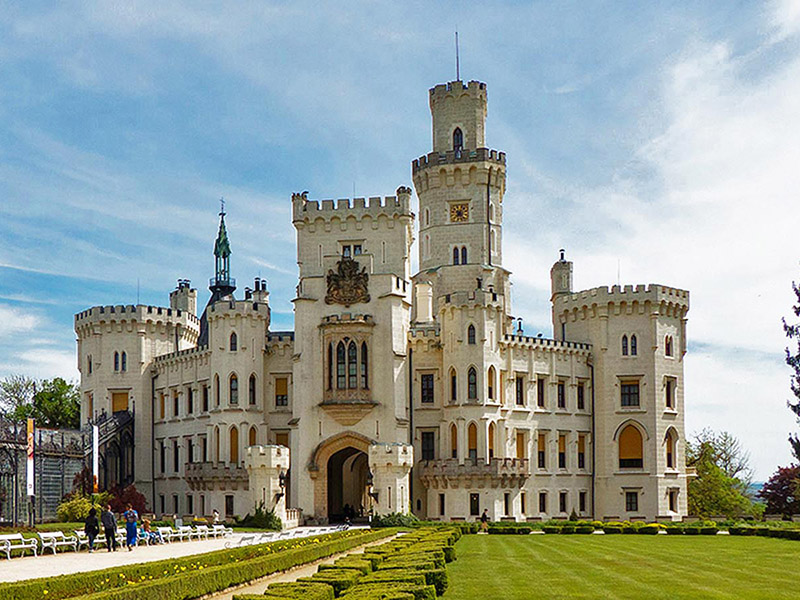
[1,1,799,480]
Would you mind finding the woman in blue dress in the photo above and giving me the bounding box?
[123,504,139,550]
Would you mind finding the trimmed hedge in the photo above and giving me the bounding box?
[340,582,436,600]
[234,581,335,600]
[5,529,393,600]
[298,568,363,596]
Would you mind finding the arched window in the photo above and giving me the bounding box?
[665,429,677,469]
[424,208,430,226]
[453,247,460,265]
[487,366,496,400]
[347,341,358,388]
[468,423,478,461]
[229,426,239,464]
[453,127,463,153]
[214,374,220,406]
[621,335,628,356]
[450,423,458,459]
[619,425,643,469]
[121,351,127,372]
[327,343,333,390]
[461,246,467,264]
[467,324,476,345]
[665,336,673,357]
[488,422,495,459]
[631,334,638,356]
[468,367,477,400]
[450,368,457,402]
[249,374,256,405]
[230,332,237,351]
[249,426,257,447]
[214,426,220,462]
[229,373,238,404]
[361,342,368,389]
[336,342,346,389]
[114,352,119,372]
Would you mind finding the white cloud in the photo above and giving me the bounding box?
[0,347,79,381]
[769,0,800,42]
[0,305,40,338]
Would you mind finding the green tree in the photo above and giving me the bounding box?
[784,279,800,461]
[687,431,756,518]
[0,374,36,419]
[0,374,80,428]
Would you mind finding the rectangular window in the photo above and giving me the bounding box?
[159,494,165,515]
[173,440,179,473]
[173,494,179,515]
[579,491,586,513]
[159,441,165,474]
[559,492,567,514]
[201,495,206,516]
[202,437,207,463]
[173,392,179,417]
[187,388,193,414]
[626,491,639,512]
[275,377,288,407]
[187,494,193,515]
[187,439,193,464]
[537,378,546,408]
[439,493,446,516]
[515,376,524,405]
[621,383,640,407]
[469,493,480,516]
[225,495,234,517]
[421,431,435,461]
[516,432,526,459]
[557,381,566,409]
[275,432,289,447]
[504,492,510,516]
[669,490,678,512]
[451,372,457,403]
[578,435,586,469]
[521,492,527,515]
[353,244,362,256]
[421,374,434,404]
[202,385,209,412]
[577,382,585,411]
[665,378,675,409]
[537,433,546,469]
[342,245,351,258]
[539,492,547,513]
[558,434,566,469]
[160,393,165,420]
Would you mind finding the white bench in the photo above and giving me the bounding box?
[156,526,178,543]
[38,531,78,554]
[76,531,106,551]
[177,525,201,541]
[0,533,38,559]
[212,524,233,538]
[224,533,255,548]
[194,525,211,539]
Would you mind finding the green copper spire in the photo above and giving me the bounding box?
[212,198,234,287]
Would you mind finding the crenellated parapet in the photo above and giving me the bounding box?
[412,147,506,174]
[291,188,413,225]
[501,334,592,355]
[429,79,487,104]
[555,284,690,322]
[74,304,200,340]
[207,298,270,321]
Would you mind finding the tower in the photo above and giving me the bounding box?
[199,204,237,346]
[550,249,573,341]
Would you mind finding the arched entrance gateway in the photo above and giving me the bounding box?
[326,447,369,522]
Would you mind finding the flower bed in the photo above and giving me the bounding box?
[0,529,393,600]
[235,527,459,600]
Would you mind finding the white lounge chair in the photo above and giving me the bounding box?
[38,531,78,554]
[0,533,38,559]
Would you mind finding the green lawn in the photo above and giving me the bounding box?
[444,534,800,599]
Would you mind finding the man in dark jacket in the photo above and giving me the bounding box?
[84,507,100,552]
[101,505,118,552]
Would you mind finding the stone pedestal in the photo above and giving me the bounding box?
[244,445,290,528]
[368,442,413,516]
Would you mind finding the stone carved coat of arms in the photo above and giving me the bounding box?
[325,258,370,306]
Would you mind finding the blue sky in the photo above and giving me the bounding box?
[1,1,800,479]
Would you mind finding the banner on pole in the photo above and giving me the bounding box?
[26,418,34,497]
[92,424,99,493]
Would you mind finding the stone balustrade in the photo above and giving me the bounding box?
[418,457,530,489]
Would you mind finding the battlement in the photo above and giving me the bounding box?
[153,344,210,363]
[267,331,295,343]
[412,148,506,174]
[207,297,270,320]
[409,324,440,339]
[501,334,592,353]
[292,187,413,223]
[429,80,487,105]
[555,284,690,312]
[75,304,200,326]
[320,314,375,326]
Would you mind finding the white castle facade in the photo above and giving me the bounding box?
[75,78,690,525]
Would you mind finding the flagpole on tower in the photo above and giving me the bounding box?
[455,31,460,81]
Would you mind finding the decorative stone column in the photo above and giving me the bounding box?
[368,442,413,516]
[244,445,290,527]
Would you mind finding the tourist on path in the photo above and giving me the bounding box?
[84,507,99,552]
[480,509,489,532]
[101,505,118,552]
[123,504,139,550]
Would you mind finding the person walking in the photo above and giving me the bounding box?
[84,507,99,552]
[101,504,118,552]
[480,509,489,533]
[123,504,139,550]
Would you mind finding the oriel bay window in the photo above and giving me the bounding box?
[328,338,370,393]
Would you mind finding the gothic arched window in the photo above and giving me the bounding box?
[467,324,476,345]
[121,351,127,372]
[229,373,238,405]
[622,335,629,356]
[361,342,368,389]
[461,246,467,264]
[488,366,496,400]
[631,334,638,356]
[468,367,478,400]
[230,332,237,351]
[347,341,358,388]
[114,352,119,372]
[327,343,333,390]
[450,423,458,459]
[249,425,257,447]
[336,342,346,389]
[453,247,460,265]
[249,374,256,405]
[665,335,673,357]
[450,368,457,403]
[453,127,463,153]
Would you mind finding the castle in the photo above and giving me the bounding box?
[75,78,690,524]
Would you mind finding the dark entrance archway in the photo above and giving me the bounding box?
[326,447,368,523]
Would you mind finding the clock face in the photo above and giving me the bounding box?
[450,203,470,222]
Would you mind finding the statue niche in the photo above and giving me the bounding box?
[325,258,370,306]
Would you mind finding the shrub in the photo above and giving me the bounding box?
[700,527,719,535]
[236,581,334,600]
[300,568,363,596]
[371,512,420,528]
[638,525,661,535]
[107,484,147,514]
[340,582,435,600]
[560,526,576,534]
[56,495,95,523]
[542,526,560,534]
[236,502,282,530]
[665,527,684,535]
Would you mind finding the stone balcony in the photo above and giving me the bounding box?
[185,461,248,491]
[417,457,530,489]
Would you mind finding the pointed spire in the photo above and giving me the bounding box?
[214,197,231,259]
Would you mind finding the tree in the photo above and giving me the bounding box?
[686,431,757,518]
[0,374,36,419]
[758,465,800,517]
[784,280,800,461]
[0,374,80,429]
